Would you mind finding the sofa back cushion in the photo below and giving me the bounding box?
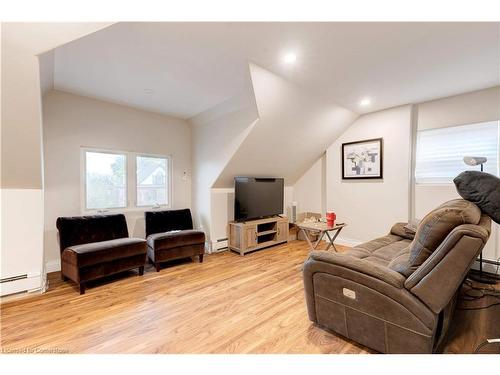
[145,209,193,237]
[56,214,129,253]
[408,199,481,270]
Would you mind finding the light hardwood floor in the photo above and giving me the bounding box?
[0,241,372,354]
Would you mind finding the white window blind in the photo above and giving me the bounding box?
[415,121,499,184]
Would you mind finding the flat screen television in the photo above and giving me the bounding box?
[234,177,284,221]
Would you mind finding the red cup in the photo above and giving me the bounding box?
[326,212,336,228]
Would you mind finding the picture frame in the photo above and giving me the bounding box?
[341,138,383,179]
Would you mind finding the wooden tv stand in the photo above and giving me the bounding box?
[228,216,289,256]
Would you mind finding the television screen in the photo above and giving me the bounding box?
[234,177,284,221]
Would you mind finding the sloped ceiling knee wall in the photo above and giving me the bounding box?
[190,63,357,239]
[213,63,358,188]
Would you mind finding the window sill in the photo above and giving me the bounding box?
[81,206,171,215]
[415,182,454,186]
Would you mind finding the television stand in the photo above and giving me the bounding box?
[228,216,289,256]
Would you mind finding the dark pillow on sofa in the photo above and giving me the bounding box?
[454,171,500,224]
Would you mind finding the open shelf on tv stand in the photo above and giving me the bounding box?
[228,216,289,256]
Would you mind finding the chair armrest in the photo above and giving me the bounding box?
[307,251,406,289]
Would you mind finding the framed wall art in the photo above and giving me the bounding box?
[341,138,383,179]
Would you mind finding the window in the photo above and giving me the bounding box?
[136,155,169,207]
[83,148,171,211]
[415,121,499,184]
[85,151,127,209]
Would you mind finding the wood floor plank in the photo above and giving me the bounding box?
[0,241,371,354]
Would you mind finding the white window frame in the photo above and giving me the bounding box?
[81,147,172,213]
[135,153,172,208]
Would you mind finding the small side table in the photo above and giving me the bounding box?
[297,222,347,252]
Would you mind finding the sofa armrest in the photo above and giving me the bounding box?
[307,251,406,289]
[390,222,416,240]
[404,218,491,313]
[302,250,436,333]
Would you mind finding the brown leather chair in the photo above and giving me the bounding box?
[57,214,147,294]
[303,199,492,353]
[145,209,205,271]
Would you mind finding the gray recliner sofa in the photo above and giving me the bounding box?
[303,199,492,353]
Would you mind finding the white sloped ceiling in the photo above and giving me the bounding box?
[213,63,358,188]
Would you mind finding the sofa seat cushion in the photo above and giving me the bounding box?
[345,235,412,268]
[353,234,406,253]
[388,248,413,277]
[147,230,205,251]
[62,238,147,267]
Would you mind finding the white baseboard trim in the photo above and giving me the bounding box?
[45,259,61,273]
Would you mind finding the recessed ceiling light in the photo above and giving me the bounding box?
[283,53,297,64]
[359,98,371,106]
[144,88,154,95]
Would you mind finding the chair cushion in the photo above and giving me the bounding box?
[408,199,481,271]
[62,238,147,267]
[454,171,500,224]
[147,230,205,251]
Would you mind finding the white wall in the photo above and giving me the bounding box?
[415,86,500,262]
[39,50,55,95]
[292,155,326,216]
[189,91,258,243]
[1,22,112,189]
[210,189,235,245]
[1,22,112,295]
[326,105,413,245]
[417,86,500,130]
[42,90,191,269]
[1,189,44,296]
[214,63,358,188]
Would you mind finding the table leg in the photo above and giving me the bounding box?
[300,228,315,251]
[300,228,324,251]
[329,226,344,252]
[324,231,333,251]
[313,231,325,250]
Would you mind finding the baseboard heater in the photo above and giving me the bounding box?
[213,237,229,252]
[1,274,28,283]
[0,272,42,297]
